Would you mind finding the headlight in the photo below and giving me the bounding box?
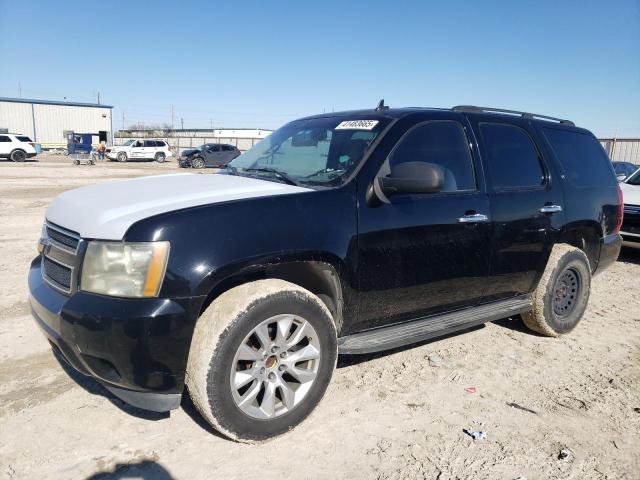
[80,241,170,297]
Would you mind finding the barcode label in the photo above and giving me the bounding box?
[335,120,379,130]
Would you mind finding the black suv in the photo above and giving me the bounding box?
[179,143,241,168]
[29,104,622,442]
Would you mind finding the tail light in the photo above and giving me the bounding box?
[614,184,624,234]
[29,142,35,147]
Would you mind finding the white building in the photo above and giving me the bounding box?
[116,128,273,153]
[0,97,113,149]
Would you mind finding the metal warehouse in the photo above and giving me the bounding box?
[0,97,113,149]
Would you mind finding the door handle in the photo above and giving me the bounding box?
[458,213,489,223]
[539,205,562,214]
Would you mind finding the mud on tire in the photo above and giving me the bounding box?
[522,244,591,337]
[186,279,337,442]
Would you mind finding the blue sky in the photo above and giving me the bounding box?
[1,0,638,136]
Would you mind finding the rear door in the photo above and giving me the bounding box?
[143,140,159,158]
[355,113,493,332]
[468,117,565,300]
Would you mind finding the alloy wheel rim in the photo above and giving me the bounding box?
[229,314,321,420]
[553,268,580,316]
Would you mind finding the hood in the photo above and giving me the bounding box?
[181,149,198,157]
[46,173,312,240]
[620,181,640,206]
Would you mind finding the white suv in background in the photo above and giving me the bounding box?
[107,139,173,163]
[0,133,38,162]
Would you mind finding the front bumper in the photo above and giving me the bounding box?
[28,257,204,411]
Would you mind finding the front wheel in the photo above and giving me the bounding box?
[186,279,337,442]
[522,244,591,337]
[117,152,128,162]
[191,157,205,169]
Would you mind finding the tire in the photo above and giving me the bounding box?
[117,152,128,162]
[192,157,205,169]
[73,159,80,165]
[521,244,591,337]
[186,279,337,442]
[155,152,166,163]
[10,150,26,162]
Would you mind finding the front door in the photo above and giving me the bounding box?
[355,114,493,332]
[468,118,565,300]
[130,140,145,159]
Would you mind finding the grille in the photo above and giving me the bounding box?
[46,223,80,251]
[43,256,72,291]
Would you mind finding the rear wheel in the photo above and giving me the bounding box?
[155,152,166,163]
[10,150,26,162]
[186,279,337,442]
[192,157,205,169]
[522,244,591,337]
[117,152,128,162]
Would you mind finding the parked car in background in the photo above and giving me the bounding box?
[107,139,173,163]
[179,143,241,168]
[0,133,37,162]
[619,168,640,248]
[612,161,639,181]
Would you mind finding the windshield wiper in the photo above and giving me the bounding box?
[242,168,300,186]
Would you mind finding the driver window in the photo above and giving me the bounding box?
[388,121,476,192]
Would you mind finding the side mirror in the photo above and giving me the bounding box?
[368,162,444,205]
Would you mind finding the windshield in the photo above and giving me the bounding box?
[626,168,640,185]
[228,117,389,186]
[122,139,135,146]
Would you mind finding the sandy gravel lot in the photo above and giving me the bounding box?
[1,154,639,480]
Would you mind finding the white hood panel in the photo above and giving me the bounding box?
[46,173,311,240]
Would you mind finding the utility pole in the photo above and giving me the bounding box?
[210,118,213,131]
[122,111,126,130]
[97,91,101,105]
[18,82,22,98]
[171,105,175,132]
[181,117,184,130]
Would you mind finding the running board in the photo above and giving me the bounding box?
[338,296,532,354]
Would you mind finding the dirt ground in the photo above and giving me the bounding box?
[1,154,639,480]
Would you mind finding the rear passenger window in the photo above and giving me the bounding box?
[0,136,10,142]
[543,128,617,187]
[480,123,544,189]
[388,120,476,192]
[144,140,158,147]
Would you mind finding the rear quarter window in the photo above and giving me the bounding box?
[542,128,616,187]
[16,136,32,142]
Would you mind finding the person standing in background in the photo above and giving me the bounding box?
[97,141,106,161]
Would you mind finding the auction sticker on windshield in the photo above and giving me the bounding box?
[335,120,379,130]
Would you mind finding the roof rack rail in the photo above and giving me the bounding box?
[452,105,575,126]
